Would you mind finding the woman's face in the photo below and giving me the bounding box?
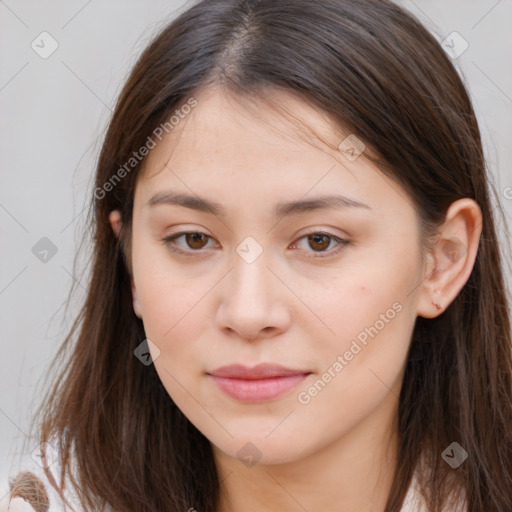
[128,86,429,466]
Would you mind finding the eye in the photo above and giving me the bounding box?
[162,231,217,256]
[161,230,350,258]
[290,231,350,258]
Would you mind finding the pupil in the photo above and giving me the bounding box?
[184,233,332,252]
[310,234,329,251]
[187,233,206,248]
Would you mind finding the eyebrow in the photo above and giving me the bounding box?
[145,191,371,218]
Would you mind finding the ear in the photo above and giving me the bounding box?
[108,210,143,319]
[416,198,482,319]
[109,209,123,238]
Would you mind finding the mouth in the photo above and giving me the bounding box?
[207,363,312,403]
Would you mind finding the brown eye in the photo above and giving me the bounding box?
[163,230,349,259]
[292,231,349,259]
[307,233,331,251]
[162,231,215,256]
[184,232,209,249]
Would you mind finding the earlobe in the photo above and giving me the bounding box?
[416,198,482,319]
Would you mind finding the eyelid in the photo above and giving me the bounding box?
[161,228,350,258]
[161,230,218,257]
[288,231,350,258]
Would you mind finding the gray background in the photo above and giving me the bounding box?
[1,0,511,476]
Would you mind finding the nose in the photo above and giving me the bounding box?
[215,251,291,342]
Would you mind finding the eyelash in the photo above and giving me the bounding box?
[161,230,350,259]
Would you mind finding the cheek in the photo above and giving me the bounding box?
[134,265,212,411]
[131,229,205,335]
[293,282,414,446]
[136,269,210,351]
[307,282,413,388]
[305,248,419,354]
[298,244,419,409]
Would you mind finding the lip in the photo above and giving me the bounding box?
[208,363,311,403]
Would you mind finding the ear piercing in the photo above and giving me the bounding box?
[432,301,442,311]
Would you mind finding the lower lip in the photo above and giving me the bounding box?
[210,374,309,403]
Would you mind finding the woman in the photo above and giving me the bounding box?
[2,0,511,510]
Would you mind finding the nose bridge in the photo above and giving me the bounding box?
[216,240,290,339]
[228,243,273,311]
[226,231,270,295]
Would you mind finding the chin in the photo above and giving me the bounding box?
[210,432,313,468]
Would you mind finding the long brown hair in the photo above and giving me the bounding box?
[30,0,512,510]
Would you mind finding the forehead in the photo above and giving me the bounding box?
[134,85,414,221]
[140,85,348,176]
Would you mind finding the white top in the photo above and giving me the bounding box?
[0,462,466,512]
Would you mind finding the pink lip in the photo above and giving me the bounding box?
[208,364,311,403]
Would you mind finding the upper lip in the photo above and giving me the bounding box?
[208,363,310,380]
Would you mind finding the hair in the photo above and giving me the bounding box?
[25,0,512,511]
[9,471,50,512]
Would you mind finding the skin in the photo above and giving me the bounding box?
[109,85,482,512]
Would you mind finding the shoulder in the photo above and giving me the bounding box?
[0,462,81,512]
[400,470,468,512]
[400,474,430,512]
